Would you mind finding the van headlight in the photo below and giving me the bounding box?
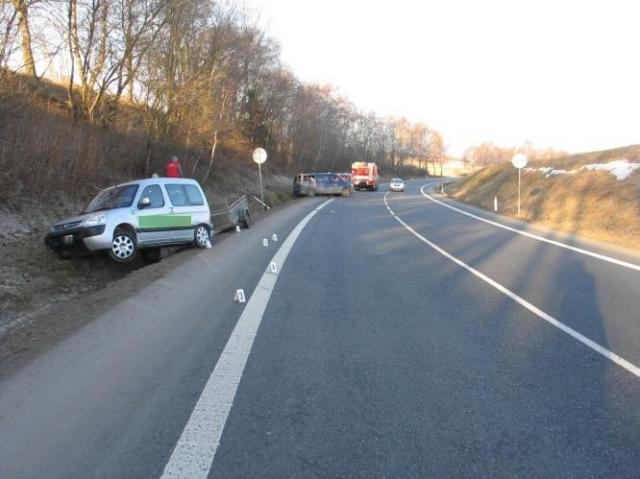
[83,213,107,227]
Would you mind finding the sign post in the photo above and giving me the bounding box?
[252,148,268,210]
[511,153,528,216]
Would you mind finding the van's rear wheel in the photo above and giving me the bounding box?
[194,224,210,248]
[109,228,137,263]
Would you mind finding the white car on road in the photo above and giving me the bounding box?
[389,178,405,192]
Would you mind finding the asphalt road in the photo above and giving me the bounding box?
[1,180,640,478]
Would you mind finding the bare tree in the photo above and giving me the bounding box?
[0,2,19,68]
[10,0,37,76]
[430,131,446,176]
[65,0,165,121]
[2,0,452,191]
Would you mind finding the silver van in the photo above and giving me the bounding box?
[45,178,213,263]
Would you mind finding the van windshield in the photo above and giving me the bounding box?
[83,184,139,213]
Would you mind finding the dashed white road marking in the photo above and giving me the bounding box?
[161,199,334,479]
[384,191,640,379]
[420,184,640,272]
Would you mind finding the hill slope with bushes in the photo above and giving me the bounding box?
[448,145,640,250]
[0,72,291,331]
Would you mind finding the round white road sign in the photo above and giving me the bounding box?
[512,153,528,169]
[252,148,267,164]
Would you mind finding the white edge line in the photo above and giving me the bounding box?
[419,184,640,272]
[160,198,334,479]
[384,191,640,379]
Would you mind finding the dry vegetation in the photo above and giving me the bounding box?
[449,145,640,250]
[0,0,442,330]
[0,71,290,330]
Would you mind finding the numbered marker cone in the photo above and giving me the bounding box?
[272,233,278,242]
[234,289,246,303]
[206,240,212,249]
[235,225,241,232]
[263,239,269,247]
[270,261,278,273]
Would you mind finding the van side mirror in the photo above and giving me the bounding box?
[140,197,151,209]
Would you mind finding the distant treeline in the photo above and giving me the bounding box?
[462,141,568,168]
[1,0,446,183]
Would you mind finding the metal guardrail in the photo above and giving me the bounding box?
[253,195,271,211]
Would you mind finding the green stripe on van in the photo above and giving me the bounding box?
[138,214,192,229]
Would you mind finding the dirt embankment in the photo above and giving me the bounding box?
[0,71,297,335]
[0,173,292,336]
[448,145,640,250]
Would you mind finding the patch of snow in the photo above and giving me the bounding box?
[524,159,640,181]
[548,169,571,176]
[580,159,640,181]
[524,166,570,177]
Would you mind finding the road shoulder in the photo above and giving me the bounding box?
[0,197,321,380]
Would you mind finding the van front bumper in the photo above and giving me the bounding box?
[45,225,107,253]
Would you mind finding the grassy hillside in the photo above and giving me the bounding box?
[0,72,292,331]
[0,71,292,208]
[448,145,640,250]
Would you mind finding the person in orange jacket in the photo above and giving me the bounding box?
[166,155,183,178]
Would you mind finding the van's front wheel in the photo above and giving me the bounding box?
[194,224,210,248]
[109,228,137,263]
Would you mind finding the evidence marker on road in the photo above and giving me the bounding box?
[262,238,269,247]
[235,225,241,232]
[269,261,278,274]
[272,233,278,242]
[233,289,246,303]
